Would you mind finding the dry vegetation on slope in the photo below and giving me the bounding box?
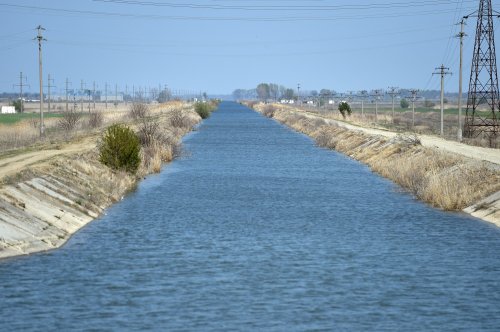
[254,103,500,213]
[0,102,201,259]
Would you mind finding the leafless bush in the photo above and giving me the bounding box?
[262,105,277,118]
[314,127,336,149]
[88,111,103,129]
[29,117,39,129]
[58,109,82,131]
[463,132,500,149]
[137,117,176,147]
[396,133,422,146]
[169,109,192,128]
[129,103,149,120]
[246,101,258,109]
[138,119,160,147]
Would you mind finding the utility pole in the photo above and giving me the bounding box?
[115,84,118,108]
[105,82,108,109]
[36,25,46,137]
[125,85,128,105]
[371,89,384,121]
[358,90,368,118]
[65,78,72,112]
[46,74,55,112]
[93,81,96,110]
[13,72,29,113]
[297,83,301,104]
[408,89,420,129]
[433,65,452,136]
[387,87,399,123]
[132,85,135,103]
[457,18,467,141]
[80,80,85,112]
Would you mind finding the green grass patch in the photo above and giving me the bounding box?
[0,112,64,125]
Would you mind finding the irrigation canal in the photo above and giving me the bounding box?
[1,101,500,330]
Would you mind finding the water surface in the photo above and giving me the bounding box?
[1,102,500,331]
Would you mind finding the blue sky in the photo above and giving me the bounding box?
[0,0,496,95]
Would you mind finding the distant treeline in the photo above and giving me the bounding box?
[232,84,462,101]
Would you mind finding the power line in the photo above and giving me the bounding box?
[0,3,477,22]
[93,0,477,11]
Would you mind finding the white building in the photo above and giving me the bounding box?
[1,106,16,114]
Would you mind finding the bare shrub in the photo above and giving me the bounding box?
[137,119,160,147]
[58,109,82,131]
[246,101,259,109]
[137,117,177,148]
[169,109,193,128]
[396,133,421,146]
[29,117,39,129]
[88,111,103,129]
[262,105,277,118]
[314,127,336,149]
[129,103,149,120]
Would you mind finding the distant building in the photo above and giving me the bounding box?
[1,106,16,114]
[99,95,124,102]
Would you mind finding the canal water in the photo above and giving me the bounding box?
[1,102,500,331]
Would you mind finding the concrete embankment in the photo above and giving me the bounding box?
[0,105,201,259]
[253,103,500,227]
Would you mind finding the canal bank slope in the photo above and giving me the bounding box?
[253,103,500,227]
[0,103,201,259]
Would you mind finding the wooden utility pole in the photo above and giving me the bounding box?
[409,89,420,129]
[46,74,55,112]
[358,90,368,117]
[65,78,72,112]
[105,82,108,109]
[433,65,452,136]
[80,80,85,112]
[371,89,384,121]
[13,72,29,113]
[93,81,96,110]
[36,25,46,137]
[387,87,399,123]
[297,83,301,104]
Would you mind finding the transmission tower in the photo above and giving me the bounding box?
[464,0,499,137]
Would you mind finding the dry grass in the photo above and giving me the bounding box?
[256,103,500,211]
[296,104,500,148]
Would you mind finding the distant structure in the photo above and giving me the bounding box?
[1,106,16,114]
[464,0,499,137]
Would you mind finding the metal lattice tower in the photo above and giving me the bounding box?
[464,0,499,137]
